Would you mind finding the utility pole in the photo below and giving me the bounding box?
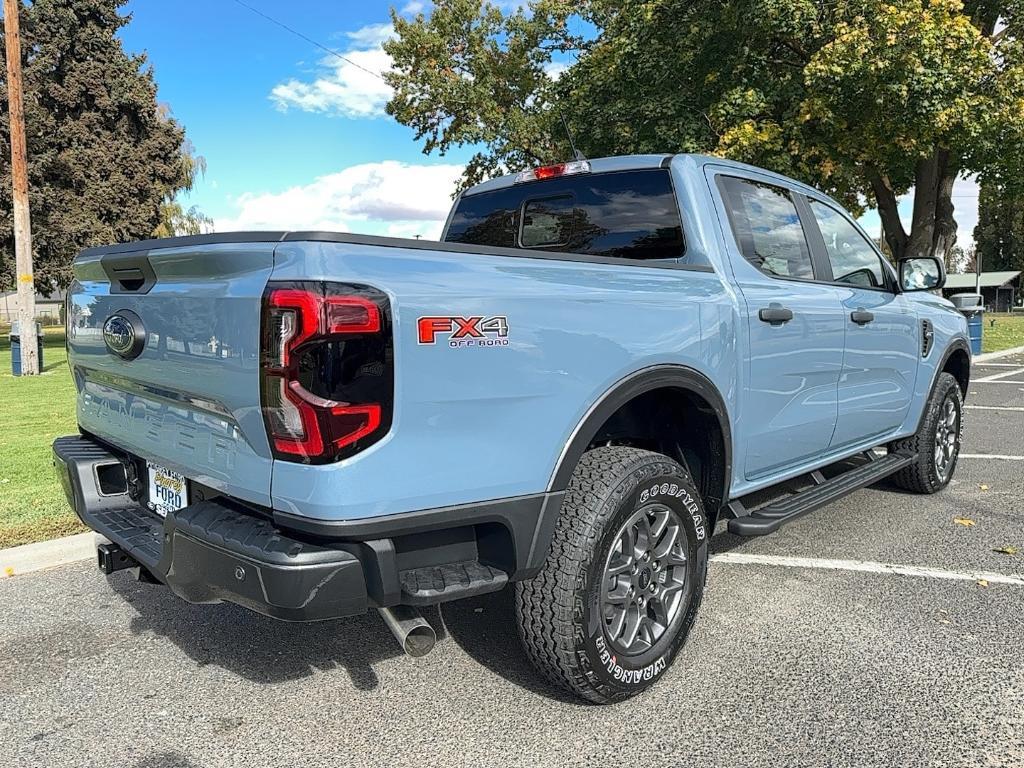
[975,248,982,297]
[4,0,38,375]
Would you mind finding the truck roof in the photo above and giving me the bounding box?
[461,153,828,201]
[78,154,834,258]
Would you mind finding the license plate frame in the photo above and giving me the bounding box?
[146,461,188,518]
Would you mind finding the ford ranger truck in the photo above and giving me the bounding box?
[53,154,970,704]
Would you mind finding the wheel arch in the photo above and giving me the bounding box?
[547,365,732,525]
[941,340,971,398]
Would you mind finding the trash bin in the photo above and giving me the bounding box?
[10,321,44,376]
[949,294,985,355]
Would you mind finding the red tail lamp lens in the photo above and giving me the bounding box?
[261,283,391,464]
[325,296,380,335]
[325,403,382,450]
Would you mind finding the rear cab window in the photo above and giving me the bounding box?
[444,169,686,262]
[717,176,814,280]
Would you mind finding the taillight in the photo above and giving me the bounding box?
[261,282,392,464]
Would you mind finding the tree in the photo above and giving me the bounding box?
[385,0,1024,263]
[153,135,213,238]
[0,0,201,288]
[387,0,573,187]
[945,244,974,274]
[974,182,1024,272]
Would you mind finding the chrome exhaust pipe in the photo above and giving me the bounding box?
[377,605,436,657]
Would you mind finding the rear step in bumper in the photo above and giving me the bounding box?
[54,435,369,621]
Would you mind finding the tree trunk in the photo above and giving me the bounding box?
[868,148,959,266]
[904,151,943,260]
[868,167,907,261]
[933,164,959,270]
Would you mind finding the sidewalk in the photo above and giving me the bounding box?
[0,531,96,578]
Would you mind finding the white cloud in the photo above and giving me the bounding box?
[214,161,463,238]
[400,1,427,15]
[544,60,570,81]
[344,22,393,48]
[270,24,395,118]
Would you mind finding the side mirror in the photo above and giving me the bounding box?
[898,256,945,292]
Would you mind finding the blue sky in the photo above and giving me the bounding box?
[116,0,979,245]
[120,0,468,237]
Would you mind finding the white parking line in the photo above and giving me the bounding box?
[959,453,1024,460]
[974,363,1024,368]
[974,367,1024,382]
[710,552,1024,586]
[970,380,1024,385]
[965,405,1024,412]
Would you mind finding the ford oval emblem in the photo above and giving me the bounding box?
[103,310,145,360]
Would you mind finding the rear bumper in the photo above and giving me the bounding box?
[53,436,367,620]
[52,434,562,622]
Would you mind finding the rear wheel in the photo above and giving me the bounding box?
[890,372,963,494]
[515,446,708,704]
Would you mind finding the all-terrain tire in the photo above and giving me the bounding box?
[889,372,964,494]
[514,446,709,704]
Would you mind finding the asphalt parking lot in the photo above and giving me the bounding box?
[2,354,1022,768]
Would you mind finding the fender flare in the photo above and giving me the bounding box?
[546,364,733,503]
[932,336,971,395]
[911,337,971,434]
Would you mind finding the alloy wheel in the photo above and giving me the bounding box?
[934,394,960,481]
[600,503,689,657]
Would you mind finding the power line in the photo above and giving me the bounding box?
[229,0,388,83]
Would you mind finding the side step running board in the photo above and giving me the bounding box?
[728,453,916,536]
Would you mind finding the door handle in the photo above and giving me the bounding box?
[850,309,875,325]
[758,304,794,326]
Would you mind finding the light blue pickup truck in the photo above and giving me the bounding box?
[53,154,970,703]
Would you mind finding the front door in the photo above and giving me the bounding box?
[713,173,847,480]
[803,198,920,448]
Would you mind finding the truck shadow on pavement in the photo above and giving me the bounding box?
[108,573,442,691]
[108,570,580,702]
[438,587,590,705]
[131,751,200,768]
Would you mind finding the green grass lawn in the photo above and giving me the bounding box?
[0,326,86,548]
[982,313,1024,354]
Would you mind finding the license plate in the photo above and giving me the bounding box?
[147,462,188,518]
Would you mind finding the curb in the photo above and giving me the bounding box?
[0,532,97,579]
[974,344,1024,363]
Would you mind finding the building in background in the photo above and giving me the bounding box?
[943,271,1021,312]
[0,288,65,325]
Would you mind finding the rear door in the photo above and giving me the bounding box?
[67,240,278,507]
[712,172,847,480]
[802,198,920,448]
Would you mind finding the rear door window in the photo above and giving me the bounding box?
[717,176,815,280]
[444,169,685,261]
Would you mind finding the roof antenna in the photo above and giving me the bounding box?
[558,110,586,162]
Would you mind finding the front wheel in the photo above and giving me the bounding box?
[889,372,964,494]
[515,446,708,704]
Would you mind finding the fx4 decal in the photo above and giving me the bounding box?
[417,316,510,347]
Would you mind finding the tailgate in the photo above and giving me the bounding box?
[67,240,279,507]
